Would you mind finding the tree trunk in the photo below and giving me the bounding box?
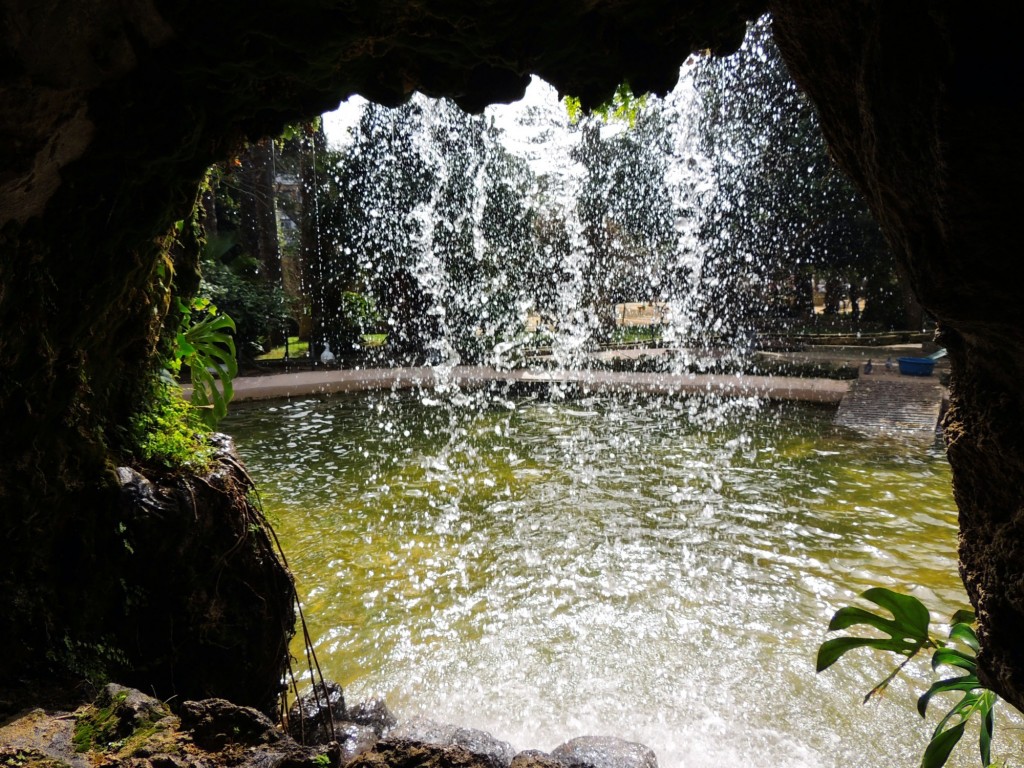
[847,276,860,323]
[823,279,842,315]
[300,123,330,362]
[238,139,283,284]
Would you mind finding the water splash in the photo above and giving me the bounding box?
[247,17,956,768]
[223,395,1011,768]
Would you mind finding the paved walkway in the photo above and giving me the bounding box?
[232,365,851,404]
[834,367,947,437]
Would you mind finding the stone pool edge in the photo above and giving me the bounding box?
[228,366,849,404]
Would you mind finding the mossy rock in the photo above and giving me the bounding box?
[72,684,177,757]
[0,748,72,768]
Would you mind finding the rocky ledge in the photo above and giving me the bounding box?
[0,683,659,768]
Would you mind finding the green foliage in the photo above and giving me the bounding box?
[200,236,290,359]
[340,290,382,338]
[818,589,999,768]
[278,117,321,145]
[564,82,648,128]
[172,296,237,428]
[73,690,129,752]
[692,16,907,330]
[257,335,310,360]
[130,377,214,469]
[128,214,223,468]
[46,635,130,693]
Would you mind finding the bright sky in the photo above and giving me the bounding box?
[322,77,566,150]
[319,69,698,190]
[320,77,583,183]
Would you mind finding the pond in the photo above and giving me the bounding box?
[223,389,1015,768]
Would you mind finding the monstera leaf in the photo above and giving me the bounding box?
[916,611,997,768]
[176,297,238,428]
[818,591,999,768]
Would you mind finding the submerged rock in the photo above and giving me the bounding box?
[286,683,386,757]
[451,727,517,768]
[551,736,658,768]
[388,715,459,745]
[336,721,380,762]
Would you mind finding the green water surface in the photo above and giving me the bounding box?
[223,389,1020,768]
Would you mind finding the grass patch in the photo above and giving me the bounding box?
[257,334,388,360]
[609,326,663,344]
[256,336,309,360]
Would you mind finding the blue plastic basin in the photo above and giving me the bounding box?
[898,357,936,376]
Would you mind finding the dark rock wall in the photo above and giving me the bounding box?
[4,0,1024,715]
[0,0,764,703]
[770,1,1024,708]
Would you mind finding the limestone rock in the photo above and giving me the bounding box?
[97,684,172,735]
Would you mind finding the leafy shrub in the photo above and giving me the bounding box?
[129,378,213,470]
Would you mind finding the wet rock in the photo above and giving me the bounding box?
[387,716,458,745]
[346,739,497,768]
[346,698,398,737]
[287,681,346,743]
[116,468,177,520]
[450,727,517,768]
[336,722,379,763]
[510,751,565,768]
[385,718,514,768]
[180,698,282,751]
[551,737,657,768]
